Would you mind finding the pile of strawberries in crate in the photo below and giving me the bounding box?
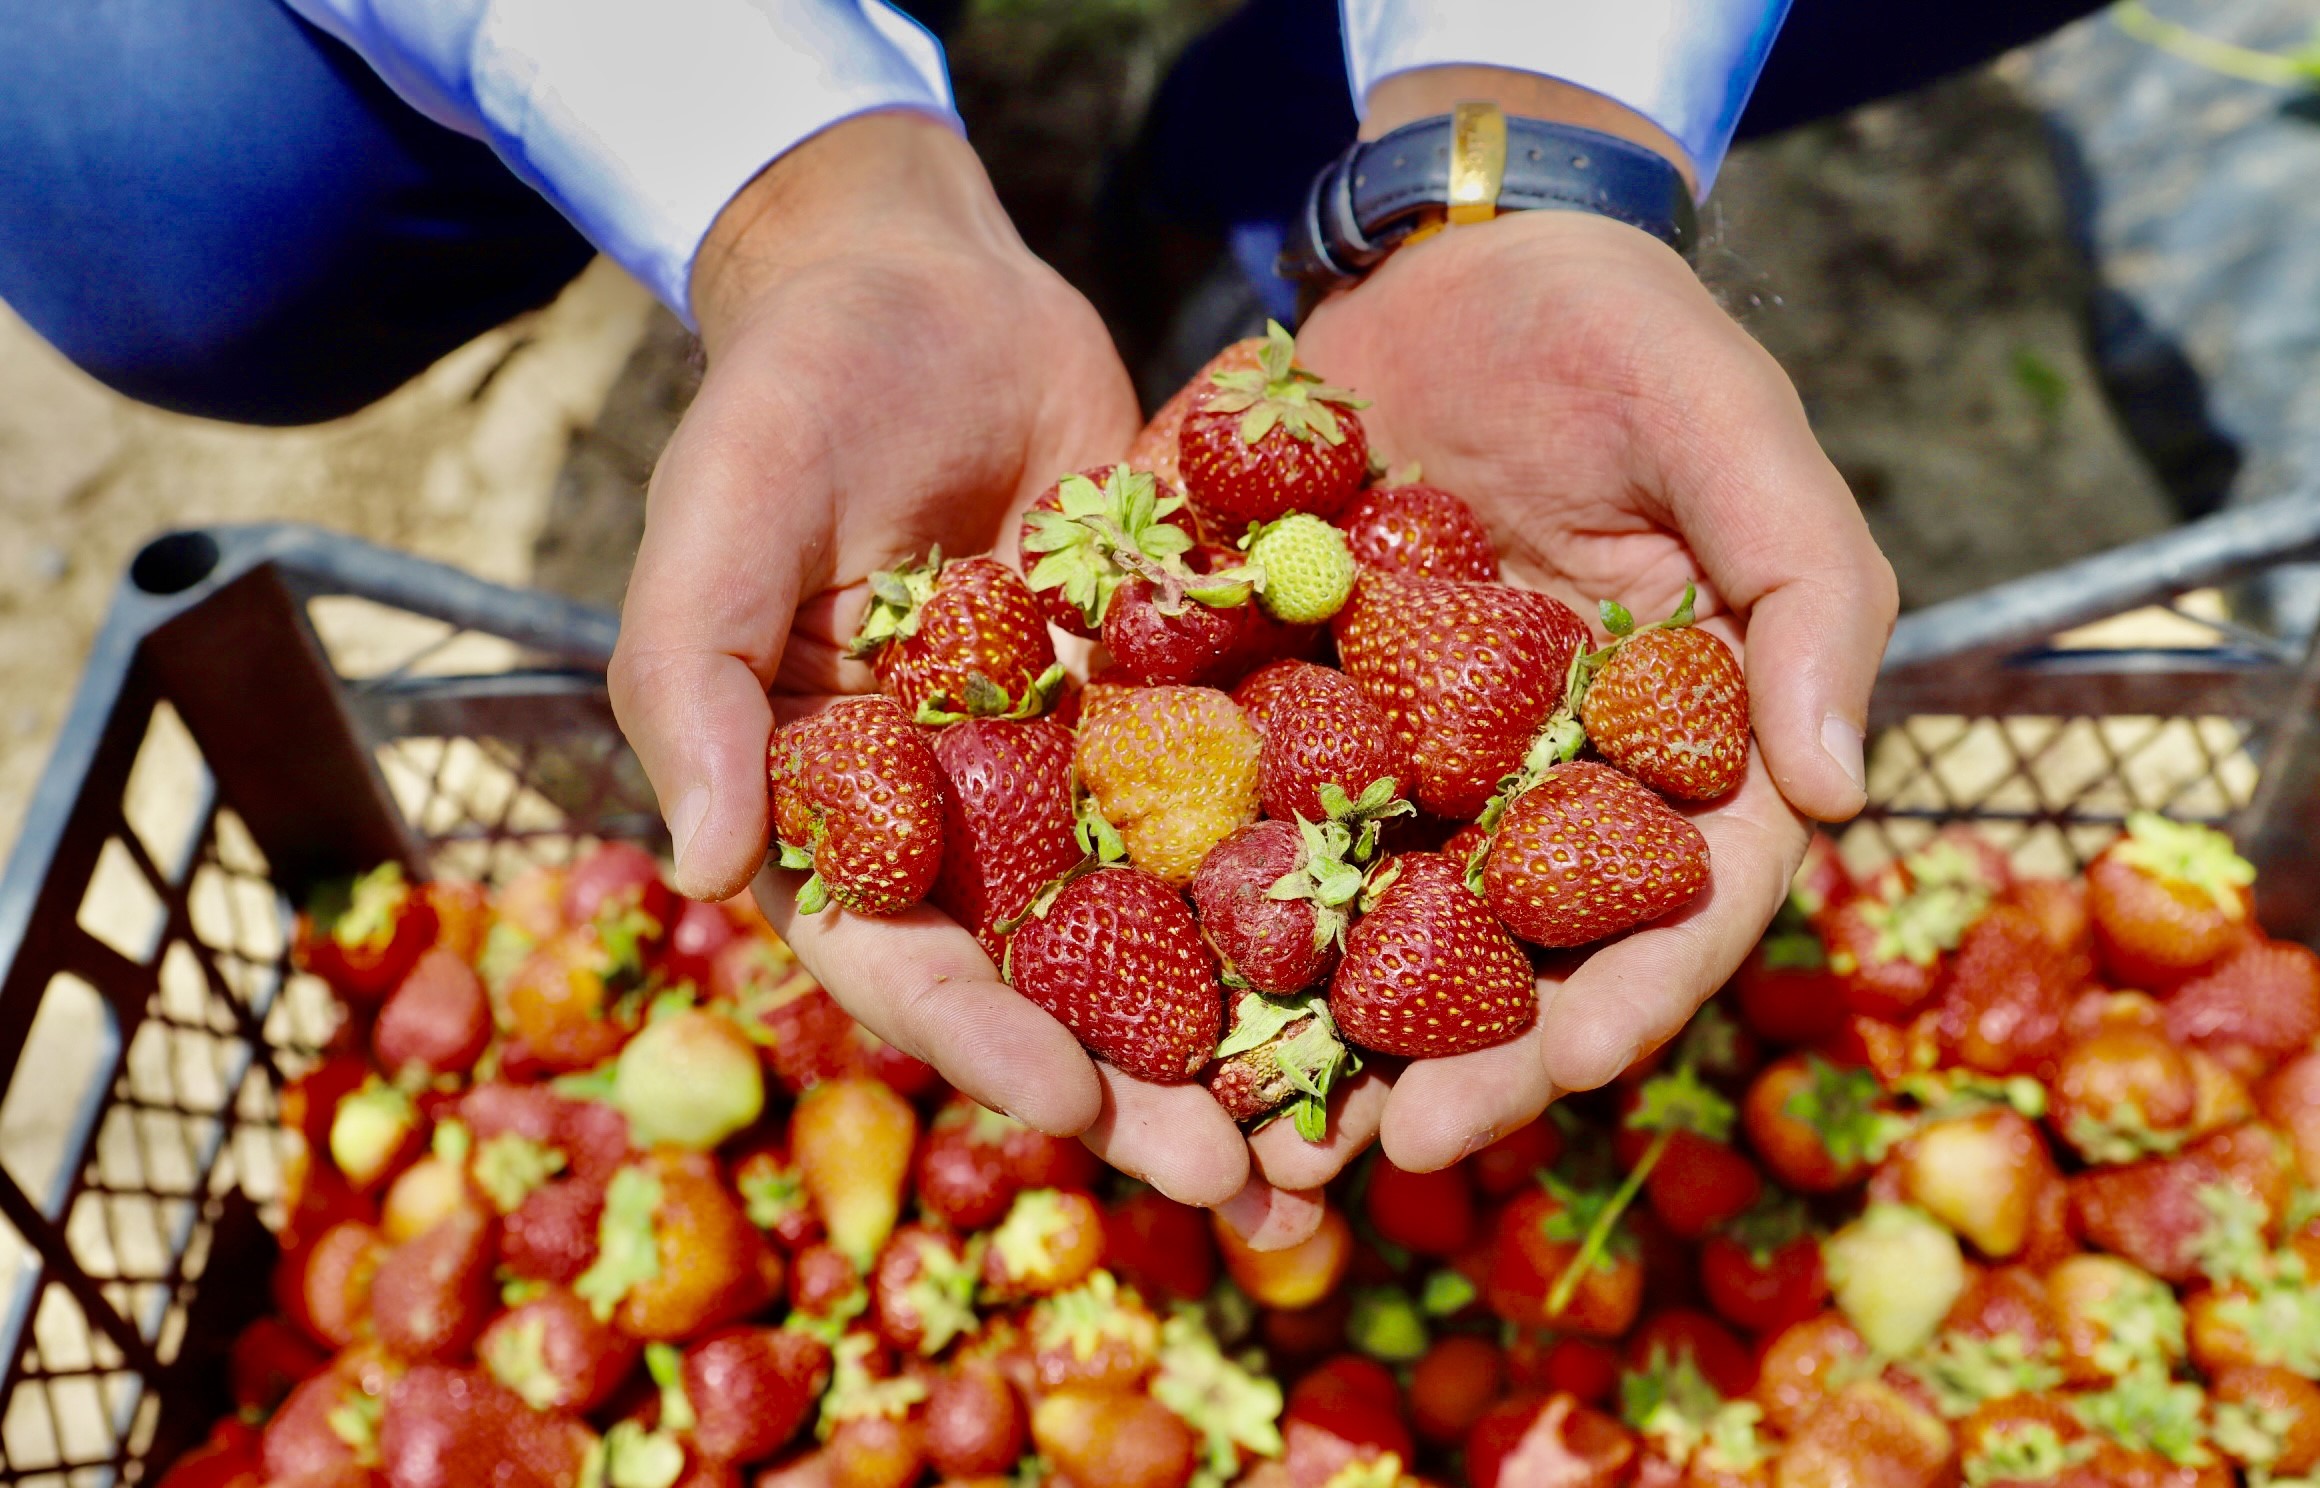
[769,320,1747,1130]
[165,811,2320,1488]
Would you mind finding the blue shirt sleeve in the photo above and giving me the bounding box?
[278,0,959,326]
[1339,0,1791,191]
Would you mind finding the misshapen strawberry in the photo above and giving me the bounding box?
[2086,812,2256,989]
[1332,476,1496,582]
[791,1077,917,1273]
[575,1149,777,1341]
[1177,319,1369,531]
[928,717,1081,958]
[1190,819,1361,998]
[1204,990,1356,1139]
[1333,572,1591,819]
[1074,684,1260,889]
[1018,463,1202,637]
[1005,866,1224,1083]
[1329,853,1536,1059]
[846,550,1061,723]
[768,696,944,917]
[1574,588,1751,802]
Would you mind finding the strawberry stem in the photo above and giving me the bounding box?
[1546,1124,1670,1320]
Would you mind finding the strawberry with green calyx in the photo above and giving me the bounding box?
[1005,864,1226,1083]
[2072,1364,2216,1467]
[1149,1305,1285,1484]
[1327,852,1536,1059]
[1572,584,1751,803]
[1542,1065,1735,1320]
[1204,990,1357,1141]
[1741,1052,1910,1194]
[1627,1068,1764,1241]
[982,1187,1105,1300]
[1618,1345,1768,1474]
[1191,817,1375,998]
[1698,1196,1827,1336]
[1476,759,1711,949]
[1244,513,1357,624]
[1019,463,1200,638]
[871,1225,982,1356]
[1824,1203,1968,1358]
[767,696,945,917]
[294,861,439,1002]
[816,1330,930,1443]
[1178,319,1371,529]
[846,549,1064,724]
[2047,1253,2186,1383]
[1029,1269,1164,1391]
[478,1285,637,1415]
[791,1077,918,1273]
[1483,1173,1645,1339]
[471,1129,566,1216]
[2087,811,2257,990]
[1902,1329,2066,1420]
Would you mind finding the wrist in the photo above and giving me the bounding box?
[1365,66,1696,193]
[689,111,1010,353]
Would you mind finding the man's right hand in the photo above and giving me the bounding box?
[608,112,1280,1210]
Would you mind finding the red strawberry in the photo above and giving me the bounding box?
[912,1099,1022,1232]
[1231,659,1311,742]
[1177,319,1369,530]
[1410,1334,1504,1446]
[1645,1132,1762,1242]
[2164,939,2320,1078]
[1822,872,1985,1022]
[2069,1122,2294,1283]
[1472,1119,1564,1197]
[1203,990,1355,1138]
[1365,1156,1477,1258]
[1017,463,1201,637]
[1332,478,1497,582]
[928,717,1082,957]
[2048,1016,2197,1165]
[1073,684,1261,888]
[1465,1394,1638,1488]
[479,1284,637,1414]
[1101,571,1257,687]
[502,928,638,1074]
[1102,1189,1219,1303]
[1329,853,1536,1058]
[372,948,490,1080]
[1739,1054,1902,1194]
[1933,901,2076,1076]
[499,1176,605,1285]
[1733,908,1847,1047]
[369,1208,494,1363]
[294,862,439,1003]
[1625,1307,1756,1400]
[230,1317,329,1415]
[1697,1200,1827,1336]
[261,1356,379,1485]
[1189,821,1355,997]
[846,551,1061,723]
[768,696,945,916]
[1332,572,1591,819]
[922,1359,1025,1481]
[1005,866,1223,1082]
[1574,588,1751,801]
[1127,338,1263,495]
[2085,811,2256,989]
[683,1327,832,1464]
[733,967,863,1097]
[378,1365,595,1488]
[1478,761,1710,949]
[1486,1184,1645,1339]
[870,1225,979,1356]
[1252,662,1409,827]
[286,1220,387,1350]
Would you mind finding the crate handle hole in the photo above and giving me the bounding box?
[130,532,220,596]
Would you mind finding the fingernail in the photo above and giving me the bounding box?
[1456,1125,1503,1162]
[1216,1181,1272,1243]
[1820,713,1866,796]
[666,786,710,886]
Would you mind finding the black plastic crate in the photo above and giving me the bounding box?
[0,506,2316,1485]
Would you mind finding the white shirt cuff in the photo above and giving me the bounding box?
[1339,0,1791,191]
[282,0,959,326]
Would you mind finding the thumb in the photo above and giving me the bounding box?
[609,383,831,900]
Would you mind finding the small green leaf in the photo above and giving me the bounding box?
[1600,599,1635,636]
[574,1166,664,1320]
[794,874,830,915]
[776,841,813,872]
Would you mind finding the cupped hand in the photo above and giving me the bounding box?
[609,113,1317,1215]
[1294,208,1898,1171]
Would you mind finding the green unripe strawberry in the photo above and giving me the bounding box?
[1248,515,1356,624]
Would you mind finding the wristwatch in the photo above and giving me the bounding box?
[1277,102,1697,298]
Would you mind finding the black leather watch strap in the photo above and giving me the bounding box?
[1278,112,1697,296]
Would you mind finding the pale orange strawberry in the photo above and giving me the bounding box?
[1073,685,1260,887]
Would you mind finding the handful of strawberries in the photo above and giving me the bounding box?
[767,321,1752,1138]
